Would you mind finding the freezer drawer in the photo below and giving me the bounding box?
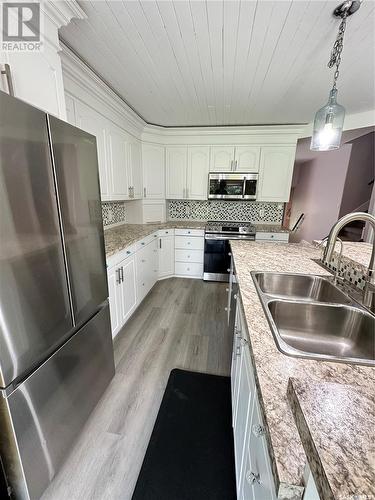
[0,304,114,500]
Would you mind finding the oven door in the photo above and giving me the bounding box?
[203,236,231,282]
[208,173,257,200]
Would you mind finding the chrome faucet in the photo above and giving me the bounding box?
[323,212,375,309]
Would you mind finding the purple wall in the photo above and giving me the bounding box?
[290,140,352,243]
[339,132,375,216]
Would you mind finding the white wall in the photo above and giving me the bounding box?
[290,143,352,243]
[0,1,86,118]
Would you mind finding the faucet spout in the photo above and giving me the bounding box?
[322,212,375,309]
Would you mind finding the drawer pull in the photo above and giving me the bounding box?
[126,250,131,255]
[246,471,260,485]
[252,424,265,437]
[141,242,145,245]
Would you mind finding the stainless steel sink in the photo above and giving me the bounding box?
[267,301,375,365]
[254,272,351,304]
[251,271,375,366]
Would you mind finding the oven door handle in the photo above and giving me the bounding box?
[205,235,255,241]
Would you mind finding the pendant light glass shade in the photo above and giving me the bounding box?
[310,89,345,151]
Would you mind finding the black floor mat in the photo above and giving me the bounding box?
[132,369,237,500]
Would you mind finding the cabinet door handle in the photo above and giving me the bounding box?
[120,266,124,282]
[246,471,260,485]
[234,160,238,171]
[252,424,265,437]
[159,238,162,249]
[144,187,146,198]
[1,64,14,96]
[116,268,121,284]
[236,345,241,357]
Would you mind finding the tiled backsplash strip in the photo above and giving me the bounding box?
[102,200,285,227]
[167,200,284,223]
[102,201,127,227]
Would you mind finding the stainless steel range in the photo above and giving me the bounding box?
[203,221,255,282]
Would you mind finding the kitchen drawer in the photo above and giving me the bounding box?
[255,232,289,242]
[158,228,174,237]
[175,249,203,264]
[136,232,157,250]
[175,262,203,277]
[174,228,204,237]
[175,235,204,250]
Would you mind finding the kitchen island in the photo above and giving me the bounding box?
[229,240,374,499]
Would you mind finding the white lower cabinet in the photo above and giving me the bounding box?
[158,230,175,278]
[107,253,137,338]
[107,228,204,337]
[232,301,277,500]
[136,236,158,303]
[174,229,204,278]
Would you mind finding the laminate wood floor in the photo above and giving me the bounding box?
[42,278,231,500]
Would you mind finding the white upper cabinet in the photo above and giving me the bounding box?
[142,144,165,199]
[234,146,260,172]
[75,100,110,200]
[210,146,235,172]
[128,138,143,199]
[210,146,260,172]
[187,147,209,200]
[166,146,187,199]
[108,125,129,200]
[257,146,296,202]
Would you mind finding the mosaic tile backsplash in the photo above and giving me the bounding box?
[102,202,127,227]
[167,200,284,223]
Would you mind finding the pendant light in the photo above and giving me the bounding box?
[310,1,362,151]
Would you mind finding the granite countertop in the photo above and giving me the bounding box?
[229,240,374,496]
[287,379,375,500]
[104,221,289,257]
[253,223,290,233]
[104,221,206,257]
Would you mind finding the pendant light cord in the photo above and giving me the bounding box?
[328,11,348,90]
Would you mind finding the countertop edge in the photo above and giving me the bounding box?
[287,379,335,500]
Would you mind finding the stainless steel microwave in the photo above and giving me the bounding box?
[208,173,258,200]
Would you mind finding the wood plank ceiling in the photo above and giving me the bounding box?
[60,0,375,127]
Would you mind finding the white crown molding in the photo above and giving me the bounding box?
[60,42,146,136]
[299,109,375,138]
[42,0,86,29]
[142,123,306,146]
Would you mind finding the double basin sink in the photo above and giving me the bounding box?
[252,272,375,366]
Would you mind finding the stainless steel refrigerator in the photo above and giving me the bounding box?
[0,91,115,499]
